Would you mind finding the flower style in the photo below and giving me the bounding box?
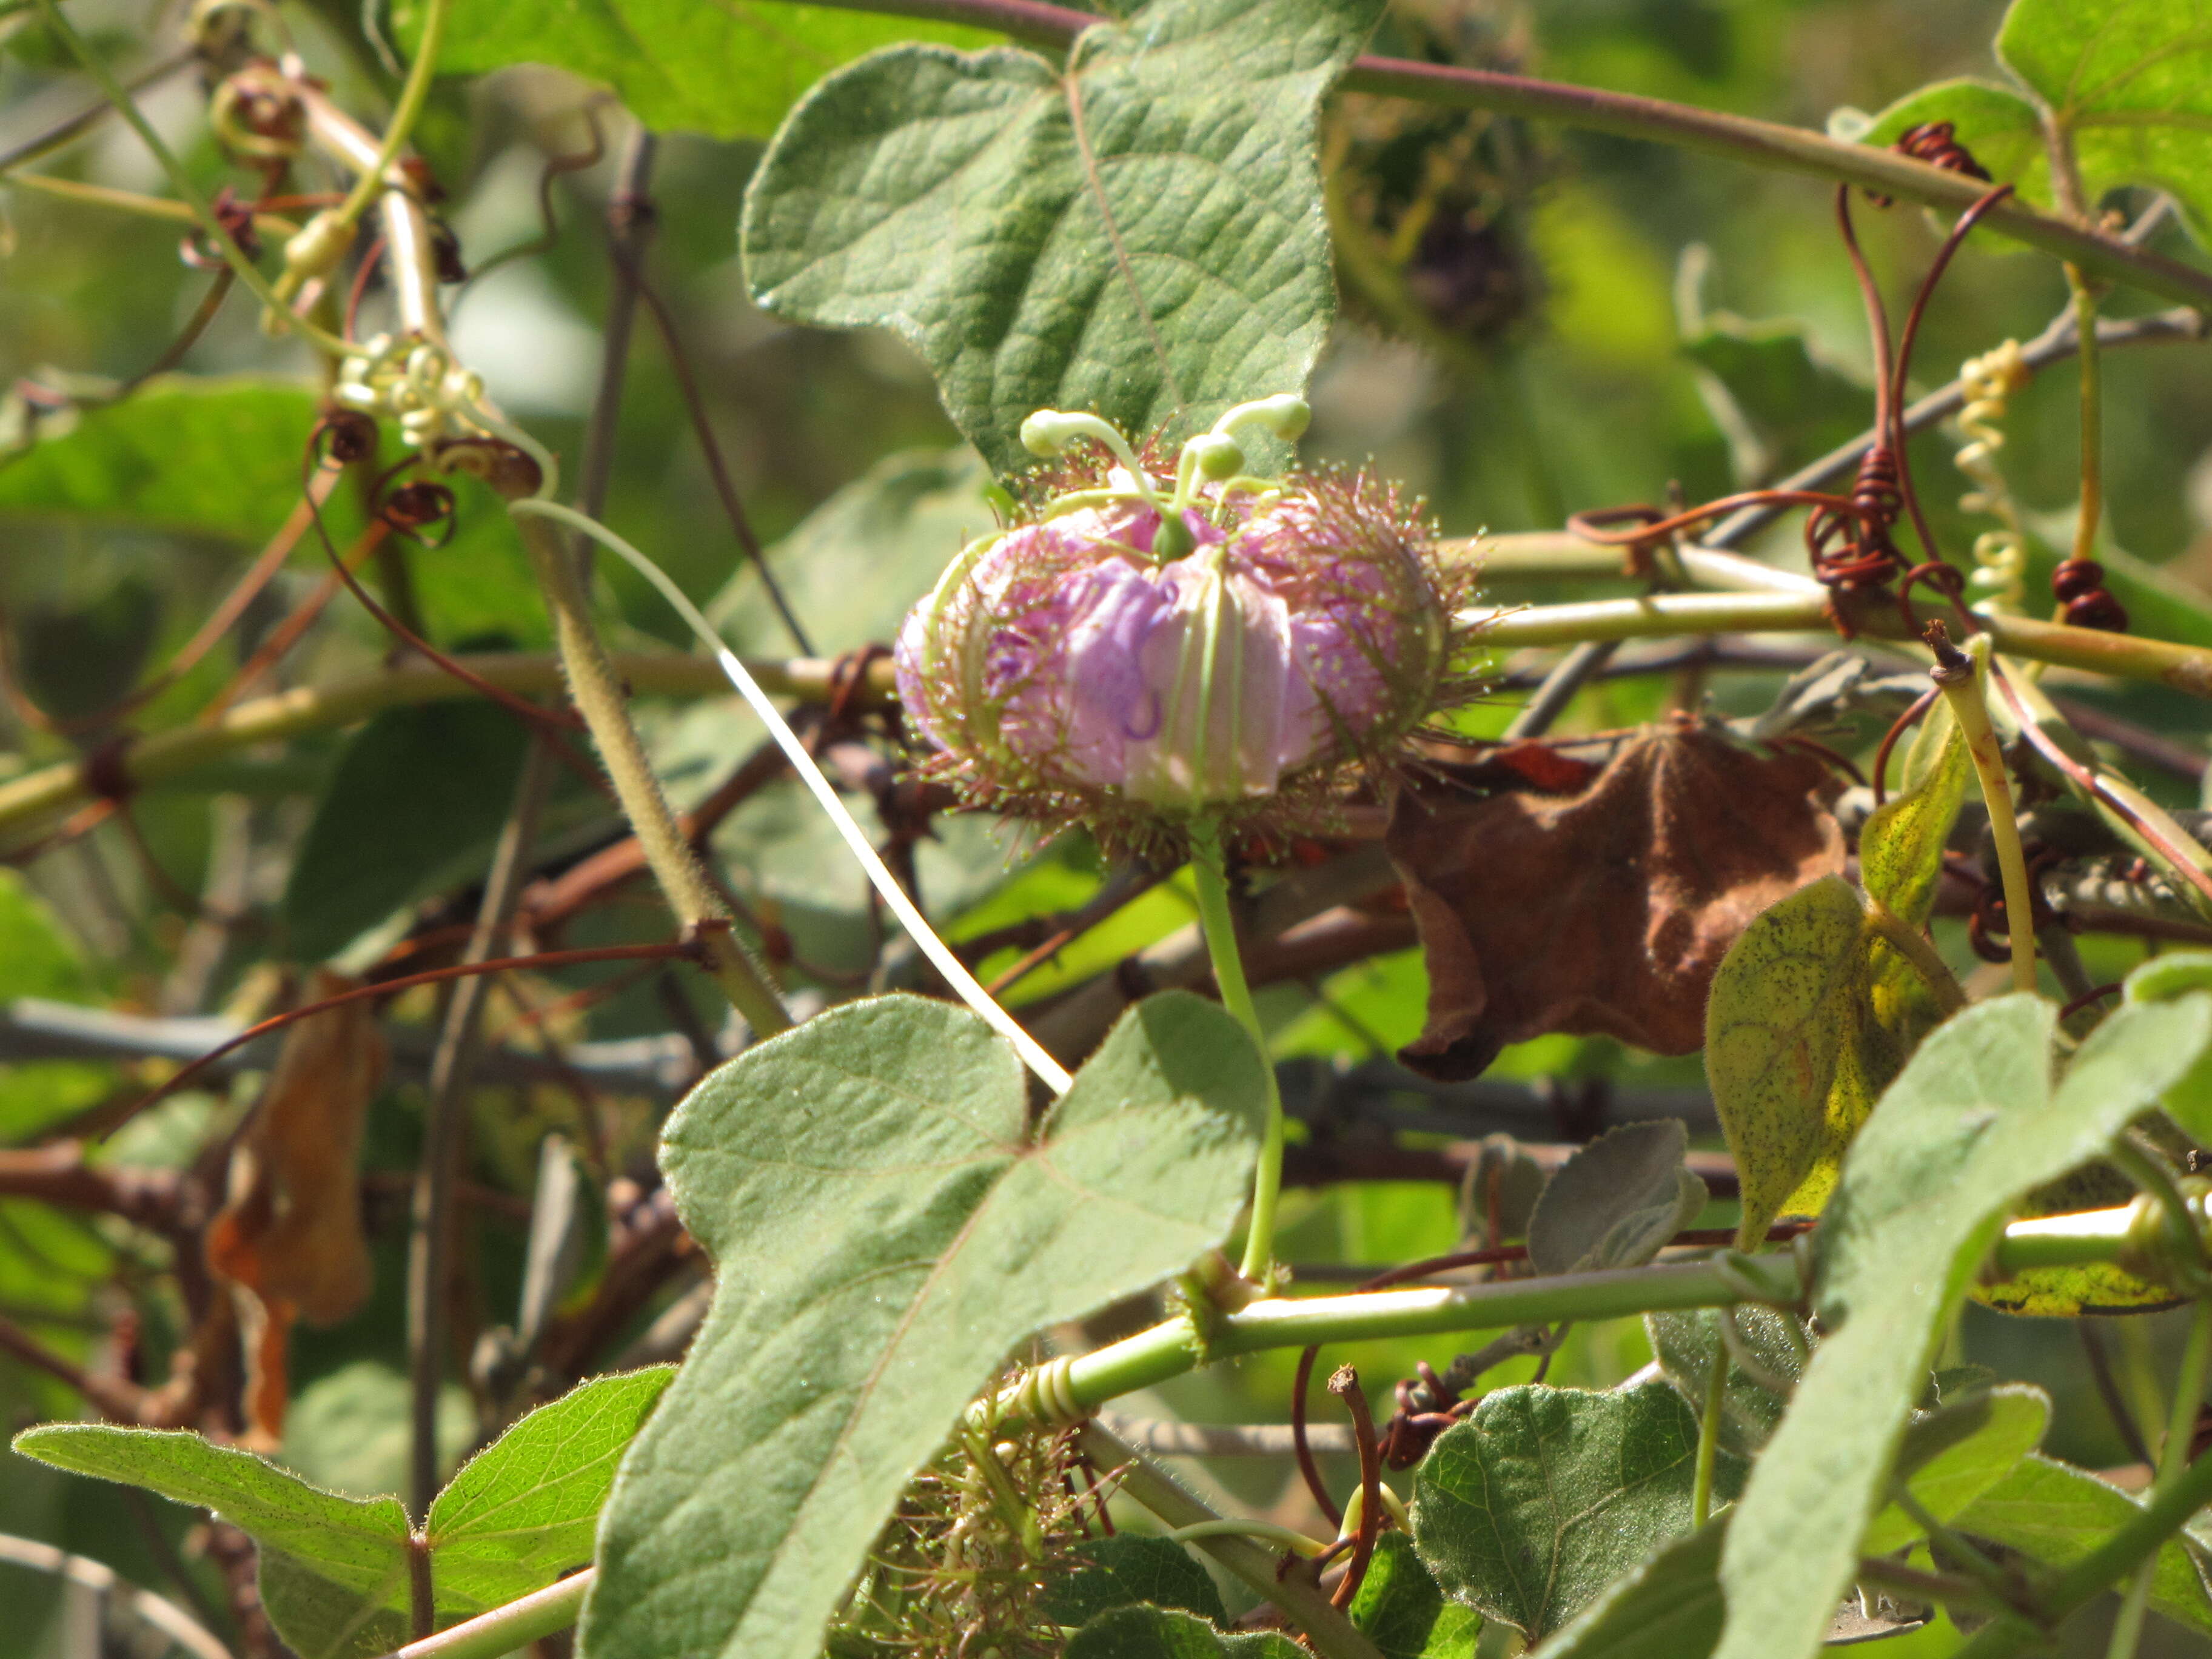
[894,398,1461,846]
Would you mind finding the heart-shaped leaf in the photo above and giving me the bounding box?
[741,0,1383,472]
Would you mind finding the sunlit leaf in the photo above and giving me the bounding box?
[581,992,1269,1659]
[1413,1381,1741,1641]
[1704,875,1895,1246]
[1954,1453,2212,1635]
[1712,992,2212,1659]
[1866,0,2212,243]
[742,0,1383,473]
[394,0,994,141]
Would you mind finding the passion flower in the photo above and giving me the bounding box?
[894,398,1462,846]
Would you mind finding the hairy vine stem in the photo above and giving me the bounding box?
[509,511,793,1036]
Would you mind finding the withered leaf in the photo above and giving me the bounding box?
[1389,720,1845,1081]
[205,970,388,1441]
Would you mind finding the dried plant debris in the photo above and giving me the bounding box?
[1389,720,1846,1080]
[203,970,388,1443]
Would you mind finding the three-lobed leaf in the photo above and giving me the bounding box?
[1413,1381,1741,1641]
[581,991,1269,1659]
[428,1366,674,1609]
[14,1370,672,1659]
[12,1424,414,1659]
[1712,990,2212,1659]
[742,0,1383,473]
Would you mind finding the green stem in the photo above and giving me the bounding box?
[769,0,2212,309]
[1854,1556,2012,1618]
[30,0,350,356]
[511,512,793,1036]
[1191,826,1285,1282]
[0,169,298,238]
[1462,591,2212,699]
[1932,634,2037,994]
[385,1569,591,1659]
[0,651,890,842]
[1692,1338,1727,1529]
[1016,1204,2166,1423]
[2067,267,2105,572]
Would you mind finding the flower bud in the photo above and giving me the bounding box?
[896,410,1456,842]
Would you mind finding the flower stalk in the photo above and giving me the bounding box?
[1189,827,1288,1281]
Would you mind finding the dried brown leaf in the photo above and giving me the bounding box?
[1388,721,1845,1080]
[205,971,387,1439]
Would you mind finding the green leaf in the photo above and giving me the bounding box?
[1861,1384,2050,1555]
[1678,297,1869,486]
[1858,702,1969,931]
[1525,1120,1707,1276]
[1867,0,2212,243]
[1348,1533,1480,1659]
[428,1368,674,1611]
[581,991,1269,1659]
[1065,1604,1303,1658]
[710,446,996,659]
[741,0,1383,474]
[1644,1307,1801,1458]
[1412,1381,1742,1641]
[1037,1535,1230,1629]
[1525,1519,1725,1659]
[394,0,994,141]
[2126,948,2212,1145]
[0,377,318,543]
[1704,875,1897,1245]
[1712,991,2212,1659]
[1954,1453,2212,1635]
[282,700,531,963]
[11,1423,414,1659]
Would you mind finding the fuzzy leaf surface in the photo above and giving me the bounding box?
[429,1368,674,1609]
[1954,1453,2212,1634]
[581,991,1267,1659]
[1412,1381,1741,1640]
[10,1424,412,1657]
[392,0,992,140]
[742,0,1381,473]
[1713,993,2212,1659]
[1525,1519,1724,1659]
[1065,1604,1304,1658]
[1704,874,1890,1245]
[1348,1533,1480,1659]
[1037,1535,1229,1629]
[1860,1384,2050,1554]
[1525,1119,1707,1276]
[1645,1307,1801,1458]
